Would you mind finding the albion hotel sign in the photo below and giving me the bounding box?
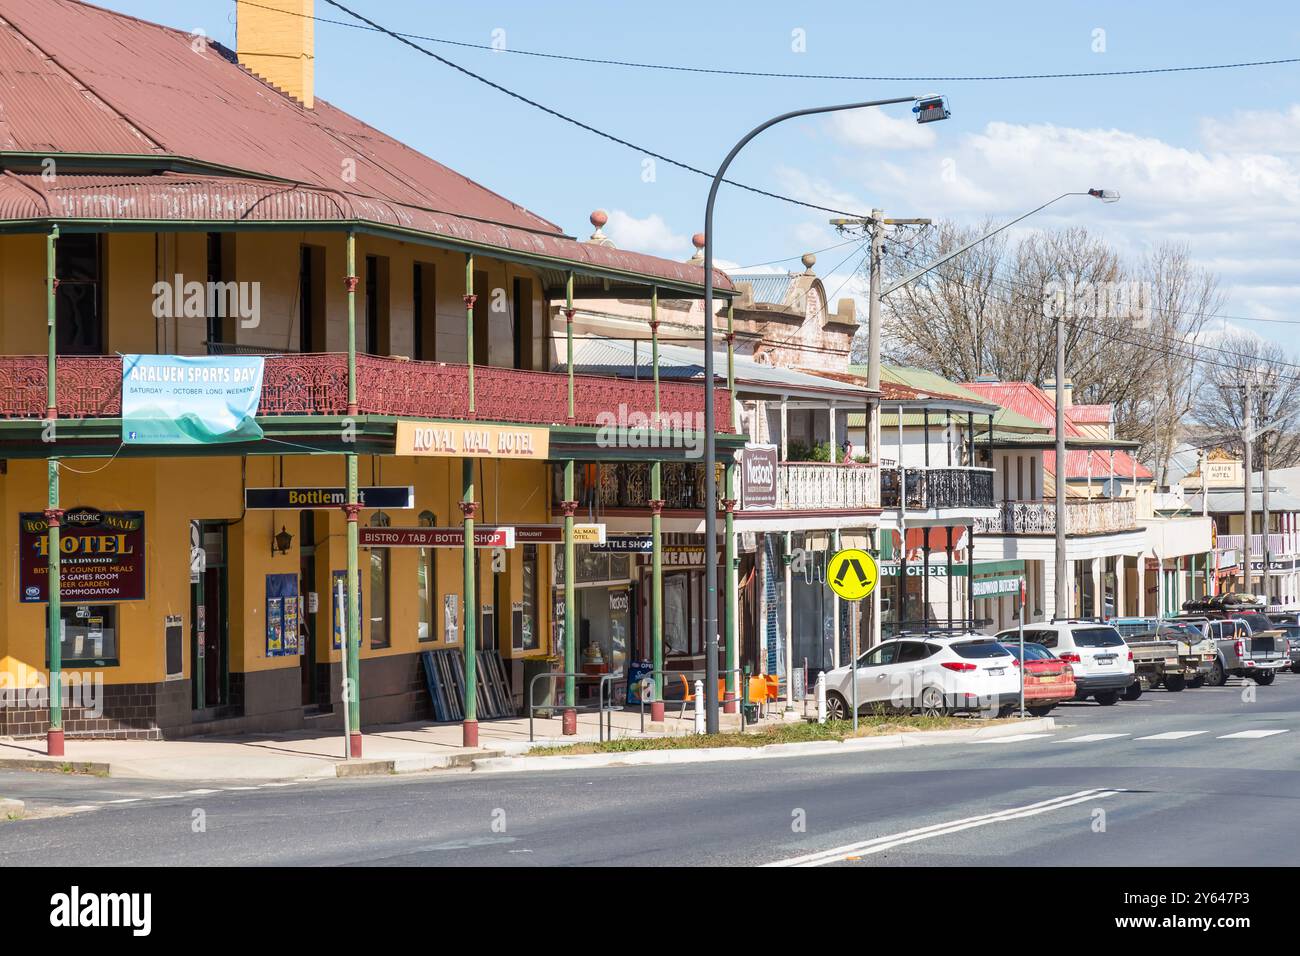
[396,421,550,459]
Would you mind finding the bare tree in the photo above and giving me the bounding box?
[879,224,1220,479]
[1194,332,1300,469]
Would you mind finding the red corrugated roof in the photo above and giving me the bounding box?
[0,0,731,292]
[1068,403,1112,423]
[963,381,1151,480]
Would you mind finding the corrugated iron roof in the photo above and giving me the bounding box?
[0,0,732,293]
[732,273,795,306]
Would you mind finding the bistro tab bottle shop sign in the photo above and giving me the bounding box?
[395,420,550,459]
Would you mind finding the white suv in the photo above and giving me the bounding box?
[996,621,1137,705]
[822,634,1022,718]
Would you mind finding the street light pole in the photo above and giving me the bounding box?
[702,95,927,733]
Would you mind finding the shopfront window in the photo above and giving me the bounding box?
[47,604,119,667]
[516,543,539,651]
[417,510,436,642]
[369,513,391,648]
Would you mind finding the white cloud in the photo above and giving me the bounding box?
[828,108,938,151]
[602,209,689,257]
[778,107,1300,347]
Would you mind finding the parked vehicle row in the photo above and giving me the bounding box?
[820,599,1299,720]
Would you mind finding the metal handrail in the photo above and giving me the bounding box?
[527,670,626,742]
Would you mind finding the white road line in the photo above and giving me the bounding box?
[185,788,220,795]
[763,788,1124,868]
[66,805,99,812]
[149,794,184,800]
[259,782,298,788]
[1135,731,1208,740]
[106,798,140,804]
[1059,733,1131,743]
[222,786,259,791]
[972,733,1055,744]
[1218,729,1290,739]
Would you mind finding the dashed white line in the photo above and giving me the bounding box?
[1059,733,1131,743]
[1217,729,1290,739]
[972,733,1055,744]
[1135,731,1208,741]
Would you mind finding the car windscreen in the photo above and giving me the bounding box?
[1158,624,1203,640]
[951,640,1012,659]
[1072,627,1125,647]
[1236,613,1272,633]
[999,642,1052,661]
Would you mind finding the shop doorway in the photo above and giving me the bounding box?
[299,511,320,708]
[191,521,230,712]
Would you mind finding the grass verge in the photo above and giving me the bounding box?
[527,715,1023,756]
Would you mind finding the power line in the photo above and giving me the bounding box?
[235,1,1300,83]
[315,0,873,219]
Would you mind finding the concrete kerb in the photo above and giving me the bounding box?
[469,717,1057,774]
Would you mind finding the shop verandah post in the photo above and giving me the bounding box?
[344,230,363,758]
[45,223,64,757]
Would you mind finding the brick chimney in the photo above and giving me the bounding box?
[236,0,315,108]
[1043,377,1073,408]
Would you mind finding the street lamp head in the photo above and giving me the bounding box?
[1088,188,1121,203]
[913,94,951,124]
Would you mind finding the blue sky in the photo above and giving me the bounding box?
[107,0,1300,339]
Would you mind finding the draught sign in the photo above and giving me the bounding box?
[827,548,879,602]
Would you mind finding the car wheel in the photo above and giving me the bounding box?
[918,686,950,718]
[1291,664,1300,675]
[1122,681,1143,701]
[1027,705,1054,717]
[825,691,850,721]
[1188,676,1205,689]
[1094,691,1120,706]
[1163,674,1187,693]
[1205,660,1228,687]
[1252,671,1276,686]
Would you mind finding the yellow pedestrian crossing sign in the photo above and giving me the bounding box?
[827,548,878,601]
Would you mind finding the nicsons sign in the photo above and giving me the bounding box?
[741,445,778,510]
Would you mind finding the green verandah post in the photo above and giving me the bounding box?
[649,287,665,721]
[461,458,478,746]
[45,224,64,757]
[344,230,362,758]
[560,272,578,733]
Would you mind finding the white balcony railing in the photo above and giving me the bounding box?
[1218,533,1300,557]
[974,498,1138,536]
[775,462,880,511]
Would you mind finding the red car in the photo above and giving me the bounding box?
[1000,641,1076,715]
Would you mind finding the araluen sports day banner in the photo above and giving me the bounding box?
[121,354,265,445]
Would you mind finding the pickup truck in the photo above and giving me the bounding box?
[1110,618,1215,691]
[1170,614,1288,685]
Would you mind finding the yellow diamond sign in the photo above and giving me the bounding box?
[827,548,879,601]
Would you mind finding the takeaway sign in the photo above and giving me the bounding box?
[19,508,146,603]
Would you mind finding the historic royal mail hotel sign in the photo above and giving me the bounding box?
[396,421,550,459]
[19,508,146,603]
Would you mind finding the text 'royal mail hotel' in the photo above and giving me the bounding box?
[0,0,760,753]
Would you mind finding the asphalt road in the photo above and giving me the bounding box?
[2,673,1298,867]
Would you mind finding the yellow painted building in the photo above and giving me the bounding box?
[0,0,738,745]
